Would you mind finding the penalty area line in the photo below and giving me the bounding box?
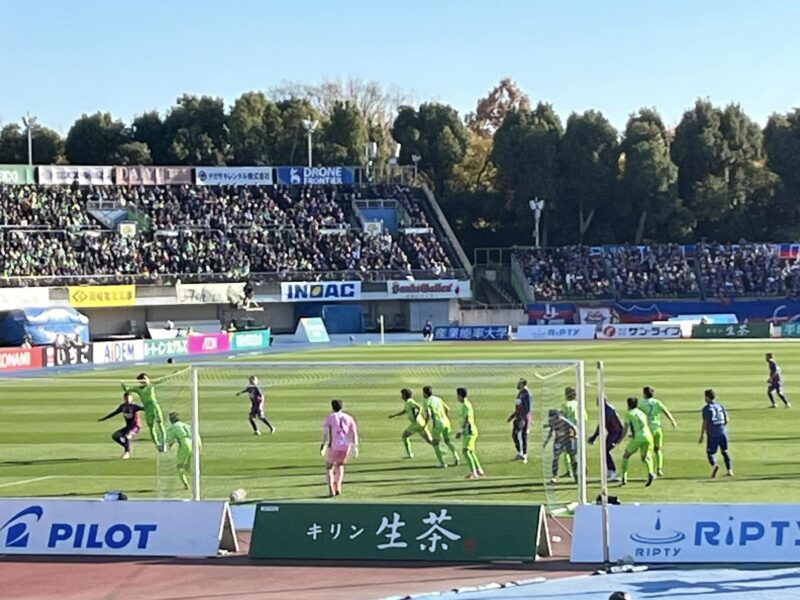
[0,476,56,489]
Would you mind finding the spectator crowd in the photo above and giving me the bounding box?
[5,180,800,300]
[0,183,453,285]
[518,247,612,301]
[517,243,800,300]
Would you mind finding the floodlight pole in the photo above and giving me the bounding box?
[303,118,319,167]
[529,197,545,247]
[22,112,36,165]
[411,153,421,183]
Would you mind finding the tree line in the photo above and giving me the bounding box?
[1,77,799,249]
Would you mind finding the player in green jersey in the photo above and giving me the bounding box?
[559,386,586,477]
[165,412,197,491]
[641,386,678,477]
[455,387,484,479]
[389,388,434,459]
[619,396,655,487]
[121,372,170,452]
[422,385,460,467]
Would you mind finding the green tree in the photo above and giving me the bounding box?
[65,112,127,165]
[0,125,27,163]
[672,100,765,238]
[271,98,319,165]
[671,100,724,202]
[438,189,506,255]
[765,109,800,205]
[556,110,619,243]
[450,79,528,194]
[618,109,687,243]
[163,95,230,165]
[132,111,169,165]
[713,167,788,241]
[491,103,562,245]
[0,124,63,164]
[32,126,66,164]
[320,100,369,165]
[449,131,496,192]
[392,102,469,196]
[115,141,152,165]
[270,77,410,167]
[227,92,283,165]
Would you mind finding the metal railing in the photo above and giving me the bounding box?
[0,268,471,288]
[420,184,472,276]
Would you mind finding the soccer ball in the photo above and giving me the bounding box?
[229,488,246,503]
[367,341,371,346]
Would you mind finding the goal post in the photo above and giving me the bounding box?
[191,366,200,502]
[187,359,594,507]
[597,360,611,566]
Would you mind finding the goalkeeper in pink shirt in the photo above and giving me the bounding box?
[320,399,359,497]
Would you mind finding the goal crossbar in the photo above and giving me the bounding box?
[194,360,583,368]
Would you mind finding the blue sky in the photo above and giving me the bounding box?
[1,0,798,134]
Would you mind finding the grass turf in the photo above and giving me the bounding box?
[0,339,798,505]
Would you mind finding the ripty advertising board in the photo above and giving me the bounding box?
[572,504,800,563]
[515,325,596,341]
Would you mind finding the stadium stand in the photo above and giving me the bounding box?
[6,179,799,301]
[516,243,800,301]
[0,183,459,286]
[517,246,613,301]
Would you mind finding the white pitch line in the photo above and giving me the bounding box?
[0,476,55,489]
[10,475,244,479]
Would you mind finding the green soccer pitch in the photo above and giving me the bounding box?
[1,339,798,505]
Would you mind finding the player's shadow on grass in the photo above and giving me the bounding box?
[396,482,547,496]
[280,478,416,489]
[736,435,799,443]
[45,489,153,497]
[733,473,800,481]
[349,464,448,474]
[250,461,406,473]
[0,458,103,466]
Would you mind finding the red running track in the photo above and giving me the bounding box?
[0,521,592,600]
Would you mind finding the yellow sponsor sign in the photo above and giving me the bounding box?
[68,285,136,308]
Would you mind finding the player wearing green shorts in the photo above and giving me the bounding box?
[559,386,586,477]
[455,387,484,479]
[641,386,678,477]
[389,388,434,459]
[165,412,198,491]
[620,396,655,487]
[122,372,169,452]
[422,385,460,467]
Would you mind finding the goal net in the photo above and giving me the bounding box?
[188,360,588,509]
[0,367,191,501]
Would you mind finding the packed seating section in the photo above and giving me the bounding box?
[4,180,799,299]
[0,183,452,285]
[517,243,800,300]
